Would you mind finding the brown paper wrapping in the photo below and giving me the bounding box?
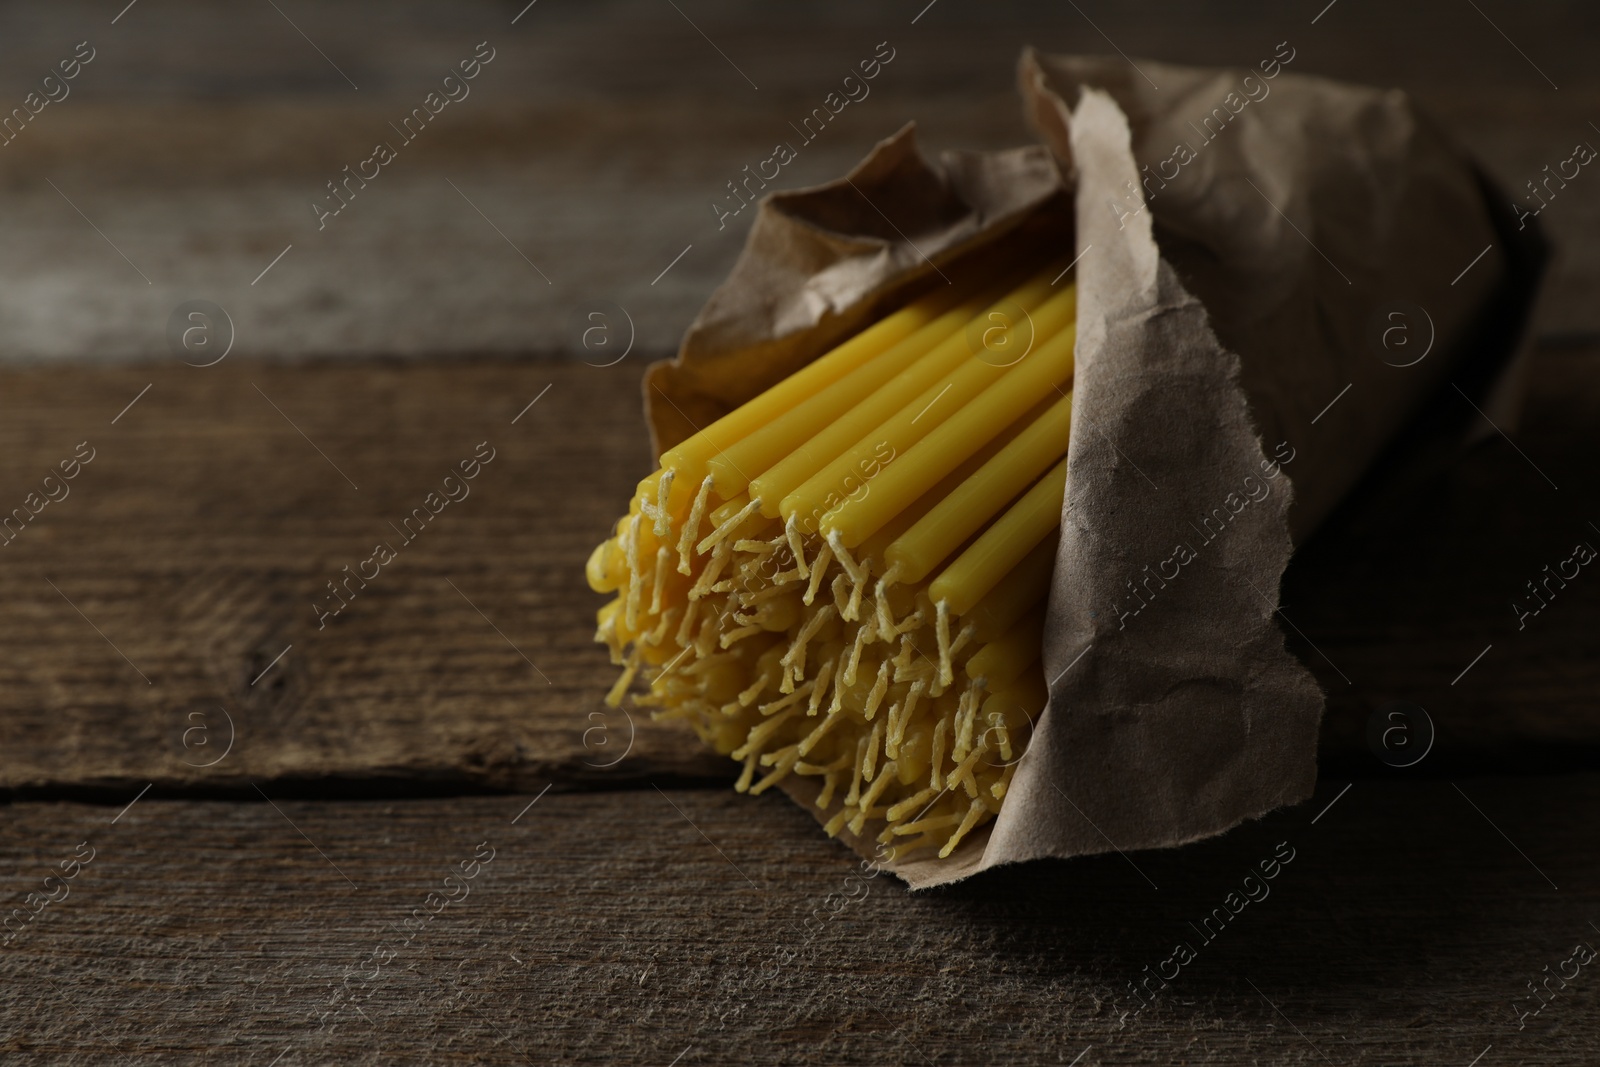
[643,54,1544,888]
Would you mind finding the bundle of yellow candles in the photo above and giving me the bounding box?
[587,257,1077,861]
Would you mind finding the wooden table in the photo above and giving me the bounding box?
[2,2,1598,1063]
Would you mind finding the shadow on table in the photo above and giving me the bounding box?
[915,773,1593,1024]
[1291,345,1600,778]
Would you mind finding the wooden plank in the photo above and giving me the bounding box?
[1,342,1597,793]
[2,781,1596,1064]
[0,358,725,793]
[1,0,1599,364]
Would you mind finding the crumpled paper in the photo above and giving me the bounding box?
[643,52,1544,888]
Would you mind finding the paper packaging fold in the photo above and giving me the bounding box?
[644,52,1544,889]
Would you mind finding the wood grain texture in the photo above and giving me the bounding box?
[2,781,1596,1065]
[0,358,725,794]
[1,0,1599,362]
[1,3,1598,1062]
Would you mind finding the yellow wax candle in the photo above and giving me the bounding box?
[659,283,971,482]
[964,604,1045,685]
[751,268,1060,522]
[852,395,1048,566]
[977,666,1047,742]
[930,455,1069,615]
[793,284,1077,543]
[709,493,751,528]
[966,537,1057,643]
[585,539,626,594]
[885,389,1073,583]
[822,302,1077,547]
[704,278,1017,501]
[703,492,775,547]
[589,245,1107,862]
[634,471,663,504]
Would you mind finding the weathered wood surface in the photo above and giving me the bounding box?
[0,357,725,795]
[2,781,1596,1065]
[3,2,1600,1063]
[1,342,1597,795]
[1,0,1600,362]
